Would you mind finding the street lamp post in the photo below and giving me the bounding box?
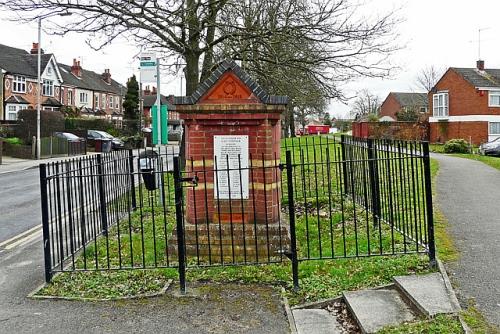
[36,18,42,160]
[36,12,72,160]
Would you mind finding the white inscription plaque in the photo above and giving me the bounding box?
[214,135,249,199]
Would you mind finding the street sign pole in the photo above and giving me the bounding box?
[155,59,161,149]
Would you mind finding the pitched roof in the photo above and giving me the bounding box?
[452,67,500,88]
[58,63,125,94]
[391,92,428,107]
[143,94,176,109]
[42,97,63,107]
[0,43,52,77]
[5,95,29,104]
[174,59,288,105]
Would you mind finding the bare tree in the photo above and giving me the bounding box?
[0,0,402,96]
[415,65,444,92]
[350,89,381,119]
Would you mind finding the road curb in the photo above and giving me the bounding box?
[437,259,472,334]
[280,287,297,334]
[27,279,173,302]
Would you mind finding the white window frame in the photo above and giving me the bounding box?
[95,94,100,108]
[433,92,449,117]
[67,90,73,105]
[6,104,26,120]
[488,91,500,107]
[42,79,54,96]
[115,96,120,110]
[109,96,114,109]
[80,92,88,103]
[12,76,26,93]
[489,122,500,135]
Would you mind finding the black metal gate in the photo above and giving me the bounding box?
[39,137,435,293]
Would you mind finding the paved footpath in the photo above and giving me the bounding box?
[433,154,500,326]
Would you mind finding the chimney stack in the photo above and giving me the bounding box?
[101,69,112,84]
[477,60,485,71]
[71,58,82,78]
[30,42,44,55]
[152,86,157,94]
[144,85,151,95]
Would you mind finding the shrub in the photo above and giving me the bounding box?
[15,109,65,144]
[443,139,470,153]
[3,137,23,145]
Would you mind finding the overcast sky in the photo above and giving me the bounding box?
[1,0,500,118]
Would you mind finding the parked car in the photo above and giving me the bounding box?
[479,137,500,156]
[87,130,124,150]
[53,132,85,143]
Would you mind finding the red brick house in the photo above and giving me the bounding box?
[379,92,428,121]
[0,42,125,121]
[429,60,500,145]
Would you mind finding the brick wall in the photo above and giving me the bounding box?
[430,121,488,145]
[182,112,282,225]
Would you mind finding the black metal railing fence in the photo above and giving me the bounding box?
[39,136,435,291]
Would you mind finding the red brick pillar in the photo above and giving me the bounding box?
[171,60,289,261]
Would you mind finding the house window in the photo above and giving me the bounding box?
[490,122,500,135]
[420,107,428,113]
[7,105,18,120]
[67,90,73,105]
[12,76,26,93]
[95,94,100,108]
[488,91,500,107]
[42,79,53,96]
[115,96,119,110]
[80,92,88,103]
[109,96,114,109]
[433,92,449,117]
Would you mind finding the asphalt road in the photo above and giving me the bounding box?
[433,154,500,326]
[0,168,41,243]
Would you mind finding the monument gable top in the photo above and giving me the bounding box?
[174,59,288,106]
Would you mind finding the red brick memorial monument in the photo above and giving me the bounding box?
[172,59,289,262]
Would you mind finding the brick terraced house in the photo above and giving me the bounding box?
[0,42,124,121]
[429,60,500,145]
[0,43,63,120]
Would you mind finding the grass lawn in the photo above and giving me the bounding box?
[38,135,435,313]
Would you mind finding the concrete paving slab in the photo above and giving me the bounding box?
[292,309,343,334]
[394,273,456,317]
[343,289,416,334]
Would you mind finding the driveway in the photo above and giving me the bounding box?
[433,154,500,326]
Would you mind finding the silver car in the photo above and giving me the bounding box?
[479,137,500,156]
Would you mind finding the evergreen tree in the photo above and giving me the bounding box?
[123,75,139,120]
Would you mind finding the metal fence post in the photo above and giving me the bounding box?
[422,142,436,267]
[96,154,108,236]
[285,150,299,291]
[340,135,349,195]
[173,156,186,294]
[367,139,381,226]
[39,163,52,282]
[128,149,137,210]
